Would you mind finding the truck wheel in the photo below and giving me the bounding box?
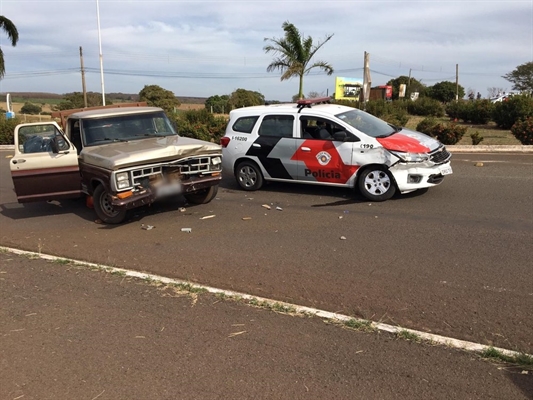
[235,161,263,191]
[357,167,396,202]
[93,185,127,224]
[184,185,218,204]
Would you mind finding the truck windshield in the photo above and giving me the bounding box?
[335,109,396,138]
[82,111,177,146]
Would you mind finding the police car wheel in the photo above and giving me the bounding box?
[235,161,263,191]
[358,167,396,202]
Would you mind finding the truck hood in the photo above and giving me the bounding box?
[80,136,222,170]
[376,129,441,153]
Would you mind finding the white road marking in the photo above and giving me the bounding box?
[1,245,529,359]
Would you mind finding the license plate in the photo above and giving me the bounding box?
[155,182,182,197]
[440,165,453,175]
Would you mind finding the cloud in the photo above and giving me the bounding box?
[0,0,531,100]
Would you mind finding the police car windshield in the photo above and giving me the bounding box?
[335,109,396,138]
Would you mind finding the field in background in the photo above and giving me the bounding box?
[1,98,518,146]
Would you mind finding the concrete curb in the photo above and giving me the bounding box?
[1,245,530,360]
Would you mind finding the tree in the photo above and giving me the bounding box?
[427,81,465,103]
[227,89,264,109]
[264,21,334,99]
[204,94,230,114]
[386,76,425,100]
[139,85,180,115]
[57,92,110,110]
[0,16,19,79]
[20,102,42,115]
[502,61,533,93]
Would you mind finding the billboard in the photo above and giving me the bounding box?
[334,77,363,101]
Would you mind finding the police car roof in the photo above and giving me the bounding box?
[229,102,354,117]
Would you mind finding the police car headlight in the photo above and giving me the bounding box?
[116,172,131,189]
[389,150,429,163]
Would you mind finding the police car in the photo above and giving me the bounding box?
[220,97,452,202]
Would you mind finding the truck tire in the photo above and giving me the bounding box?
[184,185,218,205]
[93,184,128,224]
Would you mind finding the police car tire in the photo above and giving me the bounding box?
[93,184,128,224]
[357,167,396,202]
[184,185,219,204]
[235,161,263,191]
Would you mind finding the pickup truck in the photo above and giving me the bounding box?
[9,104,223,224]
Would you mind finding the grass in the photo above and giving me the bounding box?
[405,116,521,146]
[344,318,376,332]
[481,347,533,369]
[396,329,422,342]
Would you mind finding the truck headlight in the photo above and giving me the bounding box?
[116,172,131,189]
[389,150,429,163]
[211,156,221,165]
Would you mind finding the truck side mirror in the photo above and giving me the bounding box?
[51,135,70,153]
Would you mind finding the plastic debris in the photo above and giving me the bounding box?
[474,162,484,167]
[47,200,61,206]
[200,215,216,219]
[340,236,347,240]
[343,210,349,214]
[242,217,252,221]
[181,228,192,233]
[338,216,343,219]
[178,207,186,212]
[247,198,254,200]
[276,206,283,211]
[262,204,271,210]
[141,224,154,230]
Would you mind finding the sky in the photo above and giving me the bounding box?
[0,0,532,102]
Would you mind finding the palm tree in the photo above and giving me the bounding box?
[0,16,19,79]
[264,21,334,100]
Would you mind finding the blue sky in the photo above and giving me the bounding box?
[0,0,531,101]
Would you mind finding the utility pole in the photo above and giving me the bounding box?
[79,46,88,108]
[96,0,106,106]
[362,51,371,108]
[455,64,459,102]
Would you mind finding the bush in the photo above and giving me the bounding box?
[406,97,445,117]
[172,109,228,143]
[416,117,439,134]
[426,123,467,145]
[470,132,484,145]
[510,117,533,145]
[20,102,42,115]
[445,101,463,120]
[492,95,533,129]
[0,116,20,145]
[362,100,409,126]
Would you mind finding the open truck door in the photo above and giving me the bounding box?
[10,122,82,203]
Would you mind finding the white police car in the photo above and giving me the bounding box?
[220,97,452,202]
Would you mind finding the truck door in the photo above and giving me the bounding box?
[10,122,82,203]
[294,116,359,185]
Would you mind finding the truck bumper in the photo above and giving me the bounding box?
[110,174,222,210]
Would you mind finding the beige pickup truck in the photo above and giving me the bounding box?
[9,104,222,224]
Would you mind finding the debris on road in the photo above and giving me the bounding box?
[276,206,283,211]
[200,215,216,220]
[181,228,192,233]
[475,162,484,167]
[242,217,252,221]
[141,224,155,230]
[340,236,347,240]
[262,204,271,210]
[178,207,186,212]
[228,331,247,338]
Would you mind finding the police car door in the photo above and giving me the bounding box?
[294,116,358,186]
[245,114,298,180]
[10,122,81,203]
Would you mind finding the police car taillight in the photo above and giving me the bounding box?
[220,137,230,148]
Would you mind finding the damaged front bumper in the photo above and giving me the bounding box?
[390,161,453,194]
[109,174,222,210]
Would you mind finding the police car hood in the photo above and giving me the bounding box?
[376,128,441,153]
[80,136,221,170]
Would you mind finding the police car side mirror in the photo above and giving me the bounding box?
[333,130,358,142]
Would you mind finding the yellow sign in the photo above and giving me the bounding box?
[334,77,363,101]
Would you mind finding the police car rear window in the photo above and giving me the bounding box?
[232,116,259,133]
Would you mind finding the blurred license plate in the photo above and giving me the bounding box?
[156,182,182,197]
[440,165,453,175]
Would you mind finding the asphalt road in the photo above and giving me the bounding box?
[1,150,532,355]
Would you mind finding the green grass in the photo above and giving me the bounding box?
[405,116,520,146]
[396,329,422,342]
[481,347,533,369]
[344,318,376,332]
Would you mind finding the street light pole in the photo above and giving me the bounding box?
[96,0,106,105]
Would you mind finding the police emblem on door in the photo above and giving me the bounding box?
[316,151,332,166]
